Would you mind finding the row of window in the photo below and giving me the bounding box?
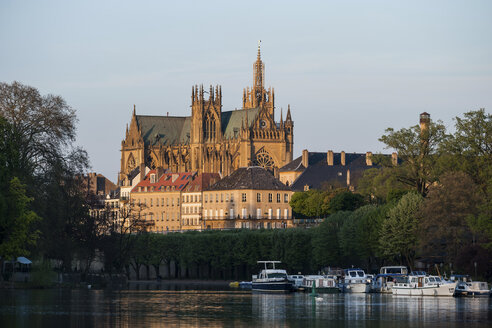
[256,193,287,203]
[203,208,289,219]
[183,206,200,214]
[183,194,201,203]
[182,218,200,226]
[143,212,179,221]
[138,185,179,192]
[135,197,180,207]
[134,193,290,206]
[204,193,234,203]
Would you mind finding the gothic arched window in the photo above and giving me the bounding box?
[204,113,216,142]
[127,154,136,172]
[146,154,156,170]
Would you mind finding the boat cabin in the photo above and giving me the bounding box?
[379,266,408,275]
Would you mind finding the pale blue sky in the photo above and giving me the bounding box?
[1,0,491,182]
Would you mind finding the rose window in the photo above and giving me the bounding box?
[254,149,274,170]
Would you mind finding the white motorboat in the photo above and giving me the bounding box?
[288,274,305,289]
[371,266,409,293]
[342,268,371,293]
[450,275,491,297]
[392,272,457,296]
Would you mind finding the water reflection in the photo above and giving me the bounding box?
[0,288,490,327]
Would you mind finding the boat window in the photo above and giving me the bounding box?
[429,277,435,282]
[385,267,403,274]
[357,271,364,277]
[411,278,417,283]
[350,272,356,277]
[268,273,287,279]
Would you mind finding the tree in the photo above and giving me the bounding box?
[379,120,447,196]
[0,178,41,260]
[329,191,365,213]
[0,82,90,272]
[0,81,77,178]
[419,171,483,262]
[379,192,423,270]
[357,167,410,204]
[440,109,492,247]
[441,109,492,190]
[311,211,349,268]
[100,201,152,275]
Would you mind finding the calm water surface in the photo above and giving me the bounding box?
[1,285,491,327]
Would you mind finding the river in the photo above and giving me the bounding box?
[1,285,491,327]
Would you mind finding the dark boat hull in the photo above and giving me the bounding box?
[454,290,491,297]
[252,281,293,293]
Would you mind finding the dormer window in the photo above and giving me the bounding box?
[150,173,156,183]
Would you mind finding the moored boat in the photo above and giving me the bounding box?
[372,266,408,293]
[342,268,371,293]
[450,275,491,297]
[252,261,293,293]
[302,275,340,294]
[392,272,457,296]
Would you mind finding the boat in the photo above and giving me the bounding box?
[372,266,408,293]
[251,261,293,293]
[239,281,252,289]
[288,274,305,289]
[302,275,340,294]
[392,272,457,296]
[341,268,371,293]
[451,275,491,297]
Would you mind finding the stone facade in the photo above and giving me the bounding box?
[118,45,293,185]
[131,171,193,233]
[202,167,293,230]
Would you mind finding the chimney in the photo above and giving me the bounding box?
[341,151,346,166]
[139,163,145,182]
[346,169,351,187]
[392,152,398,166]
[302,149,309,168]
[419,112,430,132]
[327,150,334,166]
[366,152,373,166]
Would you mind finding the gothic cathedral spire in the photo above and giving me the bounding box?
[253,40,264,105]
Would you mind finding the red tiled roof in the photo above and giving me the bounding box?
[183,173,221,192]
[131,170,196,193]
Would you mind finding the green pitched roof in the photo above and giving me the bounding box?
[136,115,190,146]
[136,107,260,146]
[221,107,260,138]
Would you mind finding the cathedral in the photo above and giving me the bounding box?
[118,45,294,184]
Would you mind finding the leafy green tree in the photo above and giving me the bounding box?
[357,167,410,204]
[0,81,77,178]
[379,192,423,270]
[0,178,41,260]
[440,109,492,247]
[379,119,448,196]
[419,171,483,262]
[329,191,365,213]
[311,211,349,268]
